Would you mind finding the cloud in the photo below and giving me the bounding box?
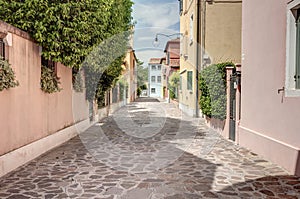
[132,0,180,65]
[136,36,155,42]
[133,1,179,29]
[134,49,165,66]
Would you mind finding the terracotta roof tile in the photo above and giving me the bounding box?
[149,58,161,64]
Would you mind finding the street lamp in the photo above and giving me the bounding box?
[153,33,183,47]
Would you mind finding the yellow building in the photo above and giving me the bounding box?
[178,0,242,117]
[122,47,137,103]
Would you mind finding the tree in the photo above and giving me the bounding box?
[0,0,133,70]
[168,71,180,99]
[136,60,148,89]
[199,62,234,120]
[0,0,134,100]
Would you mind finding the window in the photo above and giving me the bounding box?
[157,76,161,83]
[179,0,183,15]
[164,75,166,80]
[286,1,300,96]
[190,14,194,44]
[151,76,156,82]
[0,39,5,59]
[187,71,193,90]
[151,88,156,93]
[157,65,161,70]
[151,65,156,70]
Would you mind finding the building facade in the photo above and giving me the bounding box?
[0,21,90,177]
[148,58,163,98]
[163,39,180,100]
[178,0,242,117]
[239,0,300,176]
[122,47,137,103]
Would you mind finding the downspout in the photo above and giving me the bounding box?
[195,0,200,118]
[203,0,206,60]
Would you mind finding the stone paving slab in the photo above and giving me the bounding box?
[0,99,300,198]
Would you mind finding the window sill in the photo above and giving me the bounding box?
[285,89,300,97]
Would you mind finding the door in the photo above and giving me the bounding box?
[229,72,237,141]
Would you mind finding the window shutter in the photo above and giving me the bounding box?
[296,9,300,89]
[187,71,193,90]
[0,40,5,58]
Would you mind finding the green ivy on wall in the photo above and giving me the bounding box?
[40,65,61,93]
[0,58,19,92]
[199,62,235,120]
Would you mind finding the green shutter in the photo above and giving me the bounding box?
[296,9,300,89]
[179,75,182,90]
[187,71,193,90]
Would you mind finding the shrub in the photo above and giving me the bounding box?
[168,71,180,99]
[0,58,19,92]
[199,62,234,120]
[169,89,176,100]
[137,87,141,97]
[40,66,62,93]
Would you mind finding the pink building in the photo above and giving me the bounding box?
[0,21,90,177]
[162,39,180,99]
[239,0,300,176]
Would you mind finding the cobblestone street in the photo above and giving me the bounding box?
[0,98,300,199]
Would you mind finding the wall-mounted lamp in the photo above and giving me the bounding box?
[153,33,183,47]
[4,33,12,47]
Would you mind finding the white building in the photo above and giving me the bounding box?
[148,58,163,98]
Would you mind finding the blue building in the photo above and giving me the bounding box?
[148,58,163,98]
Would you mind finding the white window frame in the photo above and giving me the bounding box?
[286,0,300,97]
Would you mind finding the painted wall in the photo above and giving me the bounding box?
[123,49,137,103]
[179,0,198,117]
[0,22,89,156]
[240,0,300,175]
[148,62,163,98]
[204,0,242,65]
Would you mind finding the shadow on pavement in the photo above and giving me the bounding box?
[134,97,160,102]
[0,112,220,198]
[217,175,300,198]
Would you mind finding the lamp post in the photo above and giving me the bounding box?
[153,33,183,47]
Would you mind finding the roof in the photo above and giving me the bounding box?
[149,58,161,64]
[169,59,180,67]
[164,38,180,53]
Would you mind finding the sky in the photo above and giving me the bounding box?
[132,0,180,66]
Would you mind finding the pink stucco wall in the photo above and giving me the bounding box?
[240,0,300,175]
[0,22,88,156]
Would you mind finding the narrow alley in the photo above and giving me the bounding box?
[0,98,299,199]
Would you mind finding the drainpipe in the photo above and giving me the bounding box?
[195,0,200,118]
[203,0,206,62]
